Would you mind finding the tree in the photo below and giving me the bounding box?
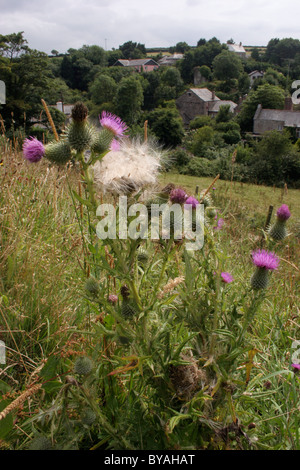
[251,130,300,185]
[146,102,185,147]
[179,39,226,83]
[212,50,243,81]
[238,83,286,132]
[89,74,117,105]
[119,41,146,59]
[174,42,190,53]
[0,47,54,130]
[160,67,184,93]
[265,37,300,67]
[0,32,28,61]
[114,75,144,124]
[191,125,215,156]
[215,104,233,123]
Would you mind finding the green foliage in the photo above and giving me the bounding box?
[114,75,144,124]
[118,41,146,59]
[89,74,117,106]
[146,102,185,147]
[238,83,286,132]
[190,125,215,156]
[249,130,300,186]
[212,50,243,81]
[189,115,214,129]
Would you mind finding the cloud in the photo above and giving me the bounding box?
[0,0,299,53]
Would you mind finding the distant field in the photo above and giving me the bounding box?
[160,172,300,220]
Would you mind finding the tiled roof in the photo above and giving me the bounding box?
[189,88,220,102]
[227,43,246,53]
[255,108,300,127]
[114,58,158,67]
[209,100,238,113]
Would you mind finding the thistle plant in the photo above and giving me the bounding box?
[18,103,295,451]
[268,204,291,241]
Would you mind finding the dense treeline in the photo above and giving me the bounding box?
[1,32,300,186]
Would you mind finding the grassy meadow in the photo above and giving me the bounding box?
[0,144,299,450]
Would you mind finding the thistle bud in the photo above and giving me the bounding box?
[268,204,291,241]
[29,436,52,451]
[44,141,72,165]
[66,121,95,153]
[84,277,100,297]
[74,356,93,376]
[121,300,136,318]
[250,267,270,290]
[120,285,130,299]
[81,408,97,426]
[91,128,114,155]
[71,102,88,123]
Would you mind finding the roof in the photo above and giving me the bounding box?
[254,105,300,127]
[227,43,246,54]
[188,88,220,102]
[113,58,159,67]
[209,100,238,113]
[158,53,184,65]
[248,70,264,77]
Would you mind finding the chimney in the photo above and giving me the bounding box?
[56,101,63,113]
[212,90,215,100]
[284,97,293,111]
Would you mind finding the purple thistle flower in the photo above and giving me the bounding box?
[170,188,188,204]
[276,204,291,221]
[252,249,279,271]
[23,137,45,163]
[221,272,234,283]
[291,364,300,370]
[214,218,224,231]
[185,196,199,209]
[110,139,121,151]
[108,294,118,304]
[100,111,128,137]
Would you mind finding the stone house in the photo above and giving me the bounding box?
[158,53,184,66]
[176,88,238,126]
[112,58,159,72]
[226,42,247,59]
[248,70,264,87]
[253,98,300,137]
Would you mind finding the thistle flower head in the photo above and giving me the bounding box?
[93,138,162,195]
[110,138,121,151]
[221,272,234,283]
[108,294,118,304]
[23,137,45,163]
[291,364,300,370]
[252,249,279,271]
[185,196,199,208]
[71,102,88,122]
[214,217,224,231]
[100,111,128,137]
[169,187,188,204]
[276,204,291,221]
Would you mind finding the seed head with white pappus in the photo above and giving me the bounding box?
[93,139,163,195]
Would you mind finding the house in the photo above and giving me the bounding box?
[227,42,247,59]
[112,58,159,72]
[158,53,184,66]
[176,88,238,126]
[54,101,74,117]
[253,98,300,137]
[248,70,264,87]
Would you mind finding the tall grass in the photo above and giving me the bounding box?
[0,146,87,387]
[0,149,299,450]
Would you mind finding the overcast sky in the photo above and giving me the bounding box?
[0,0,299,54]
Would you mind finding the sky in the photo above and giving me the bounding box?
[0,0,299,54]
